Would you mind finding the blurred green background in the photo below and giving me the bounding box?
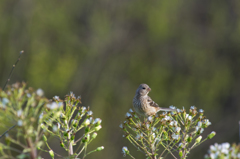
[1,0,240,158]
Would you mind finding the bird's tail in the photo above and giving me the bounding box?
[157,107,176,112]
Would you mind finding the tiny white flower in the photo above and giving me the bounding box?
[125,112,132,118]
[152,127,156,132]
[170,121,178,126]
[17,109,22,117]
[162,112,167,116]
[199,109,204,113]
[221,148,229,155]
[36,89,44,96]
[87,111,93,115]
[185,114,192,120]
[195,126,200,131]
[176,109,181,113]
[151,133,156,139]
[84,119,91,126]
[147,116,153,122]
[18,120,23,126]
[119,124,123,129]
[173,121,178,126]
[53,96,60,101]
[39,112,43,119]
[136,122,141,128]
[172,133,179,140]
[81,107,86,113]
[203,119,211,126]
[27,93,31,98]
[210,153,217,159]
[210,144,217,151]
[47,102,59,109]
[135,134,141,140]
[129,109,134,113]
[146,123,150,129]
[58,102,63,107]
[2,98,9,105]
[179,143,184,148]
[190,106,196,110]
[173,127,181,133]
[169,105,176,109]
[196,126,204,133]
[221,143,230,149]
[188,116,192,120]
[93,118,102,125]
[198,121,202,127]
[122,146,129,156]
[164,116,171,121]
[237,153,240,158]
[89,117,93,123]
[52,125,58,132]
[169,121,174,126]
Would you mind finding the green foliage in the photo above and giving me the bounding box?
[38,92,104,158]
[0,82,62,159]
[0,83,103,158]
[120,106,215,159]
[205,143,240,159]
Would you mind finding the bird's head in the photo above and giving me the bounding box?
[136,83,151,96]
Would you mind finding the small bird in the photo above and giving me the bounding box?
[133,83,175,117]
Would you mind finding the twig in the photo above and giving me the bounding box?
[3,50,24,90]
[0,124,16,139]
[0,51,24,140]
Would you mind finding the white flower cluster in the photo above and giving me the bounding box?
[205,142,240,159]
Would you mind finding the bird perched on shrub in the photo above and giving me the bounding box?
[133,83,175,117]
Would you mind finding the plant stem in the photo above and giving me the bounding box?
[26,137,37,159]
[68,133,73,156]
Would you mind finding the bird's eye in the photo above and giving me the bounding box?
[142,87,146,89]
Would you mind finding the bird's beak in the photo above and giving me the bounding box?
[147,87,151,92]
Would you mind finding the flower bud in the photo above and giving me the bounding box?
[84,119,91,127]
[195,136,202,143]
[85,126,90,133]
[43,135,47,142]
[91,132,97,139]
[60,142,64,148]
[96,146,104,151]
[60,113,66,120]
[71,134,75,141]
[49,149,54,158]
[94,118,102,126]
[122,146,129,155]
[95,125,102,131]
[207,131,216,139]
[64,131,68,137]
[71,119,78,127]
[187,136,192,142]
[179,150,183,157]
[178,143,183,148]
[82,134,90,143]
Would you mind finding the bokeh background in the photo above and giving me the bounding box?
[1,0,240,158]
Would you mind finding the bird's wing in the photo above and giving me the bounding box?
[147,96,159,108]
